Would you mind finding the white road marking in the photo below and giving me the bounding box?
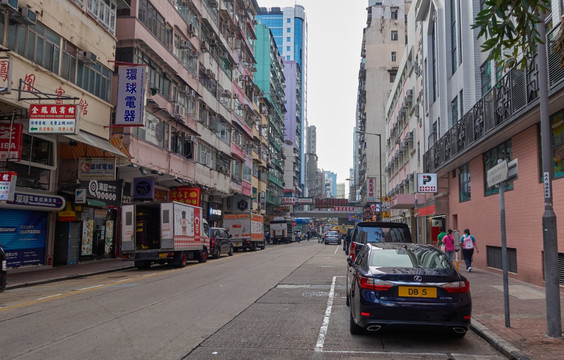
[78,285,103,291]
[334,246,339,255]
[315,275,336,352]
[36,294,63,301]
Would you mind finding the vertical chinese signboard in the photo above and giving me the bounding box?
[115,66,147,126]
[170,187,200,207]
[0,171,17,201]
[367,177,376,202]
[0,57,12,94]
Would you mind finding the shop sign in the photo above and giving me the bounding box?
[75,188,86,204]
[417,173,437,193]
[334,206,355,212]
[6,191,65,211]
[296,197,313,204]
[78,157,116,180]
[0,171,17,201]
[367,177,376,202]
[29,104,78,134]
[0,123,22,160]
[133,177,154,200]
[115,66,147,126]
[0,209,47,267]
[170,187,200,207]
[282,197,296,205]
[0,57,13,94]
[87,180,122,206]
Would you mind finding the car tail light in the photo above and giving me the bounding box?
[211,238,216,248]
[442,280,470,293]
[358,276,393,291]
[350,242,356,261]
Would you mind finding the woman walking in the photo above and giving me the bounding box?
[443,229,456,262]
[460,229,478,271]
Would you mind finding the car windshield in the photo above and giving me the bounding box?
[357,226,411,243]
[328,231,339,236]
[368,246,452,269]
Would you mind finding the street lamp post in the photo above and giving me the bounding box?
[356,131,383,204]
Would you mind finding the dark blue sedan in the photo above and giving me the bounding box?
[346,243,472,337]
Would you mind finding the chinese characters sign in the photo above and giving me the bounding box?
[0,171,17,201]
[0,57,12,94]
[29,104,78,134]
[78,157,116,180]
[0,123,22,160]
[367,177,376,202]
[115,66,147,126]
[170,187,200,207]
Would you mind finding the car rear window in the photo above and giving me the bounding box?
[368,247,451,269]
[355,225,411,243]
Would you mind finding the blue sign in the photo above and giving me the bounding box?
[0,209,47,267]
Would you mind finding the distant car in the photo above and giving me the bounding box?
[347,242,471,337]
[209,227,233,258]
[349,221,412,261]
[343,227,354,254]
[324,231,341,245]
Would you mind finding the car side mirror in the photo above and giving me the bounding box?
[228,234,232,238]
[347,256,353,266]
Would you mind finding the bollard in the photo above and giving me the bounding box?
[0,243,6,292]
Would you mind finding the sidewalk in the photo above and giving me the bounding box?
[3,260,564,359]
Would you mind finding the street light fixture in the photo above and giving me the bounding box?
[356,130,383,204]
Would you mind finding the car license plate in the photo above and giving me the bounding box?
[398,286,437,298]
[233,242,242,247]
[158,253,167,259]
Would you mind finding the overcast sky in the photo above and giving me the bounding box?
[256,0,368,187]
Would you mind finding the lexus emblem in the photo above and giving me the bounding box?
[414,275,423,282]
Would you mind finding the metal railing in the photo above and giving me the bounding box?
[423,23,564,173]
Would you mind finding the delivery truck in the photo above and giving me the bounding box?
[223,213,265,251]
[269,216,294,244]
[121,202,209,269]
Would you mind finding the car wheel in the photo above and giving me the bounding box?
[198,249,208,263]
[228,245,233,256]
[350,312,364,335]
[213,247,221,259]
[179,252,188,267]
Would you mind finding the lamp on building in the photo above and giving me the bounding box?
[356,130,383,203]
[139,167,148,175]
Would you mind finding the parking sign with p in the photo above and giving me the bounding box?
[417,173,437,193]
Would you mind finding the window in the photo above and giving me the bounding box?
[61,42,77,82]
[286,46,290,51]
[480,60,492,96]
[198,143,214,168]
[450,0,458,73]
[87,0,117,35]
[8,22,60,74]
[243,165,251,182]
[459,163,471,202]
[391,30,398,41]
[487,246,517,273]
[389,70,397,83]
[451,95,458,126]
[286,27,291,33]
[231,160,242,183]
[135,111,169,149]
[287,18,291,23]
[550,110,564,179]
[170,128,193,160]
[483,140,513,196]
[286,37,290,42]
[391,51,397,62]
[138,0,173,50]
[431,18,437,101]
[5,134,55,190]
[391,7,398,20]
[77,61,113,102]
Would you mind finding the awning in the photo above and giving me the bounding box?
[60,132,130,159]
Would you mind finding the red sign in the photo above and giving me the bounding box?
[29,104,78,134]
[334,206,355,212]
[0,123,22,160]
[170,187,200,207]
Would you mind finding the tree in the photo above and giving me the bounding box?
[472,0,551,69]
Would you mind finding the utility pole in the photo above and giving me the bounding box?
[538,20,561,338]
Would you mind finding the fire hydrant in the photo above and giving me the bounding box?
[0,243,6,292]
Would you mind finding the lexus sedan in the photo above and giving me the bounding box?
[209,227,233,258]
[347,243,471,337]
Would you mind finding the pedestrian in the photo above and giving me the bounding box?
[437,228,447,251]
[442,229,455,262]
[460,228,478,271]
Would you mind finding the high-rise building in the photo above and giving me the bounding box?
[256,6,308,198]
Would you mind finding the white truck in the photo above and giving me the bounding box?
[121,201,209,269]
[223,213,265,251]
[269,216,294,244]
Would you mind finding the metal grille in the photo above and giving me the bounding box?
[486,246,517,273]
[548,25,564,89]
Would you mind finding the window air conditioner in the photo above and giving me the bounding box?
[174,103,186,118]
[13,7,36,25]
[78,50,97,64]
[0,0,18,12]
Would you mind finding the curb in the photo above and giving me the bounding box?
[5,264,135,291]
[470,319,531,360]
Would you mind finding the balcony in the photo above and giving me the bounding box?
[423,24,564,173]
